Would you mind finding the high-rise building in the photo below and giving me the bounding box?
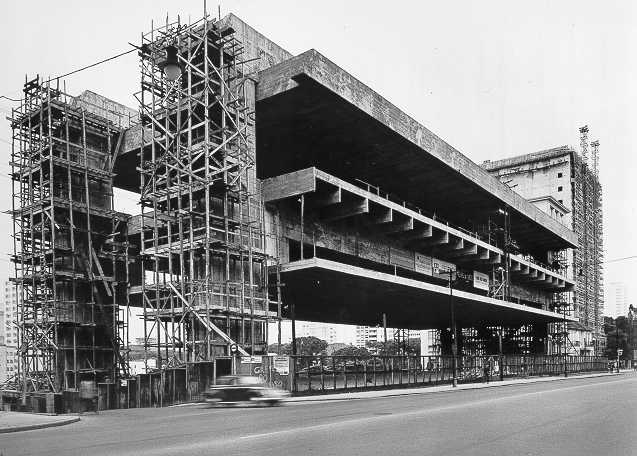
[0,281,20,384]
[607,282,629,318]
[484,143,604,354]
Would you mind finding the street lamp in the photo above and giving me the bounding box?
[161,45,182,81]
[629,305,635,369]
[440,268,458,387]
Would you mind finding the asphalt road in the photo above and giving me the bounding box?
[3,373,636,456]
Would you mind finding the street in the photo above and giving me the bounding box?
[2,373,636,456]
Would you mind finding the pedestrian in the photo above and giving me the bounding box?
[484,357,492,383]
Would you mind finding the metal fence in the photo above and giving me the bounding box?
[290,355,608,394]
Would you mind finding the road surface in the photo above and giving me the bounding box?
[3,373,636,456]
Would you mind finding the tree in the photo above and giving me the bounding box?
[604,316,630,360]
[268,343,292,355]
[331,345,371,357]
[366,340,419,356]
[295,336,328,356]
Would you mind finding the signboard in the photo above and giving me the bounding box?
[432,258,456,280]
[473,271,490,291]
[274,355,290,375]
[241,356,262,364]
[415,253,433,276]
[390,247,415,270]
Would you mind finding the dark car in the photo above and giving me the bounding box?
[203,375,290,407]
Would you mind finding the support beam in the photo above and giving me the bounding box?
[319,197,369,222]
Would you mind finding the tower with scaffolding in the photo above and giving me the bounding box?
[130,15,279,371]
[9,78,131,395]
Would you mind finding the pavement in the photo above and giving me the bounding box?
[0,370,627,435]
[0,411,80,434]
[1,372,635,456]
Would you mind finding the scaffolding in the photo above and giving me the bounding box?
[572,127,604,353]
[134,14,278,370]
[10,77,130,393]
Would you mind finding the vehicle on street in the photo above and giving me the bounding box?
[204,375,290,407]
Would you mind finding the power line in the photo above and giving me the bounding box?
[0,46,137,102]
[603,255,637,265]
[43,47,137,84]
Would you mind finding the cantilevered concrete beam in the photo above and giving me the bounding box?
[319,197,369,222]
[309,186,342,208]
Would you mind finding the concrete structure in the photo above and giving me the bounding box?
[5,12,591,409]
[0,282,19,385]
[607,282,629,318]
[484,143,604,354]
[355,326,384,348]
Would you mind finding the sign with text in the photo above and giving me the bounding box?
[274,355,290,375]
[241,356,262,364]
[432,258,456,280]
[415,253,433,275]
[473,271,490,291]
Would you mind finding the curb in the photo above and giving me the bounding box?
[0,416,80,434]
[286,371,625,403]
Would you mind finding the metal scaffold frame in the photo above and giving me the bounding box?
[135,12,279,371]
[10,77,130,394]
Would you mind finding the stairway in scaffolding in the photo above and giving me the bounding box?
[167,283,249,356]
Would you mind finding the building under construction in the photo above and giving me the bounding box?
[483,129,604,355]
[3,12,606,411]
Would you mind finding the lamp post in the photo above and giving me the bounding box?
[161,45,182,81]
[441,268,458,387]
[629,305,635,369]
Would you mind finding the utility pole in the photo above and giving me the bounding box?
[443,269,458,388]
[382,313,387,344]
[499,328,504,381]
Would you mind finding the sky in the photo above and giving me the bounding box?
[0,0,635,328]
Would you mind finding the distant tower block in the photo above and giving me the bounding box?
[591,140,600,177]
[579,125,589,164]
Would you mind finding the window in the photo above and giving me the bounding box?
[557,186,563,192]
[558,172,563,178]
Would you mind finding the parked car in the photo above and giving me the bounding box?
[204,375,290,407]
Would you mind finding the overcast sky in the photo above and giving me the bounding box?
[1,0,635,317]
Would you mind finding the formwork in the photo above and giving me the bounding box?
[9,78,130,394]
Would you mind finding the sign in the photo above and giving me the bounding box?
[473,271,490,291]
[229,343,238,354]
[415,253,432,275]
[241,356,262,364]
[432,258,456,280]
[617,349,623,356]
[274,355,290,375]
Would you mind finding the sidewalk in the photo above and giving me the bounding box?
[0,411,80,434]
[287,371,628,403]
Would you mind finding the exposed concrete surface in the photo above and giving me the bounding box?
[0,411,80,434]
[257,49,578,249]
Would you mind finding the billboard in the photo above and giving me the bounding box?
[473,271,490,291]
[432,258,456,280]
[415,253,433,275]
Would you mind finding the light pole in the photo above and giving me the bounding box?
[629,305,635,369]
[441,269,458,387]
